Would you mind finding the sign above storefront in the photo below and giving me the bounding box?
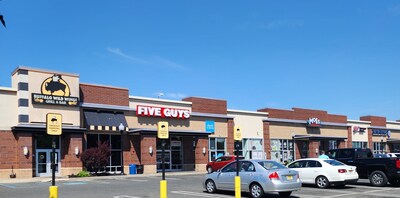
[306,117,321,127]
[32,74,78,106]
[372,129,390,137]
[136,105,190,119]
[205,120,215,133]
[353,126,366,133]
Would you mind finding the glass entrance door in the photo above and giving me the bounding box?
[36,149,60,177]
[156,137,183,171]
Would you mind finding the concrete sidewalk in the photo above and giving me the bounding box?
[0,171,205,184]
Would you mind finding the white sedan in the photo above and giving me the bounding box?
[287,158,358,188]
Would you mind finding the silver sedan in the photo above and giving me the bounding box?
[202,159,301,198]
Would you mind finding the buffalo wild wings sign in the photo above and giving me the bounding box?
[32,74,79,106]
[136,105,190,119]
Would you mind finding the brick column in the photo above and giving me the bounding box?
[61,133,83,176]
[347,126,352,148]
[309,141,320,158]
[127,135,141,164]
[227,119,234,155]
[295,141,301,159]
[141,135,156,174]
[263,122,270,159]
[195,137,208,172]
[368,129,373,149]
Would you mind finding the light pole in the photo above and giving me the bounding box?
[119,123,125,175]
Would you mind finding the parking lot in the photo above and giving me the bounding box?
[1,174,400,198]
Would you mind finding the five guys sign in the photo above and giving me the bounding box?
[136,105,191,119]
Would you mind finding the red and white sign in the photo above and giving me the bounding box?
[136,105,191,119]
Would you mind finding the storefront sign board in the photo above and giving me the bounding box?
[205,120,215,133]
[32,74,78,106]
[157,121,169,139]
[234,126,242,141]
[137,105,190,119]
[46,113,62,135]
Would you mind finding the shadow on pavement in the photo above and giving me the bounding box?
[203,190,301,198]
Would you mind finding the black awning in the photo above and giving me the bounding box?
[84,111,128,131]
[294,135,347,141]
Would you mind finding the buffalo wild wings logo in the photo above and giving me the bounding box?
[41,75,71,96]
[32,74,78,106]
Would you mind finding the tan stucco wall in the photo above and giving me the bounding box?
[0,89,18,130]
[387,123,400,130]
[228,113,265,139]
[27,71,80,125]
[270,123,347,139]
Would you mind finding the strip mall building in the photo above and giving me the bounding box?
[1,66,400,179]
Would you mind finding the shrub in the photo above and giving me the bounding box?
[80,141,111,175]
[77,170,90,177]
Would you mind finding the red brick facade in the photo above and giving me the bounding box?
[0,131,32,170]
[259,107,347,123]
[80,83,129,106]
[195,137,209,164]
[263,122,270,158]
[182,97,227,115]
[140,136,156,165]
[227,119,234,155]
[360,116,387,127]
[61,133,83,168]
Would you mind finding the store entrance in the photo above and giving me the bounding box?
[157,137,183,171]
[35,135,60,177]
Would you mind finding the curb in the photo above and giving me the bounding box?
[0,171,205,184]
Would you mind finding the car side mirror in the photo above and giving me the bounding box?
[217,169,221,173]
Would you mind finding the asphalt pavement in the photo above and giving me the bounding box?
[1,173,400,198]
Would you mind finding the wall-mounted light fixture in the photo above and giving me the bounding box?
[23,146,29,156]
[202,147,206,155]
[74,146,80,156]
[315,148,319,155]
[149,146,153,155]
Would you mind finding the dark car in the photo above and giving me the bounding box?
[206,156,244,173]
[327,148,400,187]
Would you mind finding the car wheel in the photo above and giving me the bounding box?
[205,179,216,193]
[250,183,265,198]
[207,166,213,174]
[278,191,292,197]
[316,176,330,188]
[369,171,388,187]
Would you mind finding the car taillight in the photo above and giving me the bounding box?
[338,169,347,173]
[269,172,280,180]
[396,160,400,169]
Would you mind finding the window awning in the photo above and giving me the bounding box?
[84,111,128,131]
[293,135,347,141]
[128,128,211,136]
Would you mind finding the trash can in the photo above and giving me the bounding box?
[129,164,137,175]
[136,165,144,174]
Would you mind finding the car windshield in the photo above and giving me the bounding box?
[258,161,287,170]
[323,159,345,166]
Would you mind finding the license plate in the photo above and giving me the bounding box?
[286,175,293,180]
[349,170,353,172]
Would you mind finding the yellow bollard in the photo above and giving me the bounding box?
[49,186,58,198]
[235,176,241,198]
[160,180,167,198]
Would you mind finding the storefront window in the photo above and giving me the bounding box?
[328,140,337,150]
[352,141,368,149]
[271,139,293,164]
[209,138,226,161]
[86,134,122,173]
[373,142,386,154]
[242,138,263,159]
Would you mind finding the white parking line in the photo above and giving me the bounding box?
[171,191,232,198]
[113,195,141,198]
[324,189,390,198]
[127,179,148,182]
[0,184,17,189]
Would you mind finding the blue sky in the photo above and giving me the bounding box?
[1,1,399,120]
